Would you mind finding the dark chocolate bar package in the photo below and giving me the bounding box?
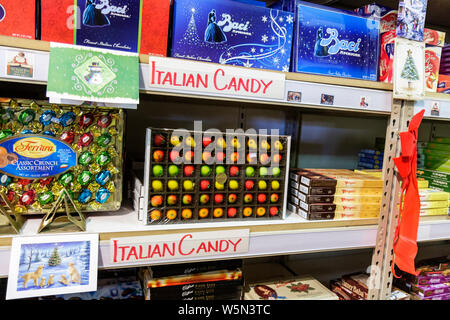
[149,260,243,279]
[290,188,334,203]
[411,283,450,297]
[299,201,336,213]
[149,283,243,300]
[299,184,336,195]
[341,273,369,300]
[289,169,337,187]
[297,207,334,220]
[0,98,124,214]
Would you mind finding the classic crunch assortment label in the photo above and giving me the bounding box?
[0,135,77,178]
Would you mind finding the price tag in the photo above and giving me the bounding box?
[110,229,250,265]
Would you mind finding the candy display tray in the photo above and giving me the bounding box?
[0,98,124,215]
[139,127,291,225]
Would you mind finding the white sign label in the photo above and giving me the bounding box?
[110,229,250,264]
[393,38,426,101]
[6,233,99,300]
[148,56,285,100]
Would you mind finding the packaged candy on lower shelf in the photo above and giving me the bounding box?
[0,98,124,214]
[139,261,244,300]
[244,276,339,300]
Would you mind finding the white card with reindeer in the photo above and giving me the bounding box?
[6,233,98,300]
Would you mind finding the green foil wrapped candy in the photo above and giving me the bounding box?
[18,109,36,125]
[79,152,94,166]
[78,171,93,186]
[59,172,74,187]
[96,152,111,167]
[0,129,13,140]
[38,191,54,205]
[97,133,112,147]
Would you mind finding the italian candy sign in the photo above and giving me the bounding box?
[293,2,380,81]
[170,0,294,72]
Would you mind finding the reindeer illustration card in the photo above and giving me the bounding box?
[6,233,98,300]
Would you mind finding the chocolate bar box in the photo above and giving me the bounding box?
[292,1,380,80]
[245,276,338,300]
[170,0,294,72]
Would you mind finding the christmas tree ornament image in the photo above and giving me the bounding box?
[401,49,420,89]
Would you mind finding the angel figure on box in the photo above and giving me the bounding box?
[204,9,227,43]
[83,0,110,27]
[314,27,329,57]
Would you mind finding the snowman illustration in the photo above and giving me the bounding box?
[84,62,103,85]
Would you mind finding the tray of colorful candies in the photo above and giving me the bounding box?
[144,128,290,224]
[0,98,124,214]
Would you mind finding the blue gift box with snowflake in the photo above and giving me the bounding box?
[170,0,294,72]
[293,1,380,81]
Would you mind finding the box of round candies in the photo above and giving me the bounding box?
[142,127,291,224]
[0,98,124,215]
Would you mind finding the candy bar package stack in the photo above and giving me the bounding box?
[291,1,379,80]
[140,260,244,300]
[244,275,338,300]
[41,0,171,55]
[331,273,410,300]
[170,0,294,72]
[288,169,337,220]
[0,0,36,39]
[288,169,383,220]
[357,148,384,170]
[355,169,430,189]
[311,169,383,219]
[415,188,450,216]
[394,257,450,300]
[422,137,450,174]
[141,128,290,225]
[0,98,124,215]
[354,169,383,179]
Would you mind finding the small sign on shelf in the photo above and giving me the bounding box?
[147,56,286,100]
[46,43,139,107]
[6,233,99,300]
[110,229,250,265]
[393,38,425,101]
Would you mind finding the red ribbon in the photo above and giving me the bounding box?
[392,109,425,277]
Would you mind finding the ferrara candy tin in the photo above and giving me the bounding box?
[0,99,124,214]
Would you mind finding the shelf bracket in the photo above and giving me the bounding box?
[368,99,415,300]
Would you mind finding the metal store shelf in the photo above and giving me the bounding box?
[0,207,448,277]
